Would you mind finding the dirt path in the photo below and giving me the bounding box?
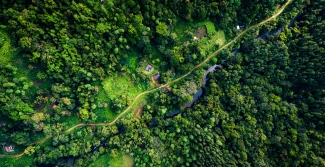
[0,0,292,159]
[133,107,144,120]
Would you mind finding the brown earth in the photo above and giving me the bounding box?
[194,26,207,39]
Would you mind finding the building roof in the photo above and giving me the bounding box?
[146,64,152,71]
[153,73,160,81]
[4,145,14,152]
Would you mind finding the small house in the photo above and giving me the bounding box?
[236,25,244,30]
[145,64,153,71]
[4,145,14,152]
[153,72,160,81]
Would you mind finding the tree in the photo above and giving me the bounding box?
[24,146,36,156]
[156,22,168,37]
[79,108,89,120]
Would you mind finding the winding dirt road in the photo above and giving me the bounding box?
[0,0,292,159]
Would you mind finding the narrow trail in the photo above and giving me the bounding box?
[0,0,291,159]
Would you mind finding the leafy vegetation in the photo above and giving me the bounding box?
[2,0,325,166]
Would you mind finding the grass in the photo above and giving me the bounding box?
[125,50,139,72]
[0,30,17,65]
[89,151,134,167]
[172,19,226,57]
[195,21,217,36]
[93,85,118,123]
[102,74,145,100]
[197,30,226,56]
[59,115,79,129]
[173,18,194,43]
[88,153,111,167]
[0,155,34,167]
[93,74,147,122]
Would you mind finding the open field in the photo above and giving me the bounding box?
[0,155,34,167]
[93,84,118,122]
[89,151,134,167]
[102,75,145,100]
[198,30,226,56]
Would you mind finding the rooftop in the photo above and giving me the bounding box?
[153,72,160,81]
[4,145,14,152]
[146,64,153,71]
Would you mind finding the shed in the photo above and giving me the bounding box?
[236,25,244,30]
[153,72,160,81]
[145,64,153,71]
[4,145,14,152]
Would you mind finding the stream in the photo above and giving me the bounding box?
[184,65,222,108]
[183,13,301,109]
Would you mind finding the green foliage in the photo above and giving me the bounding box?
[0,30,16,65]
[101,75,145,112]
[79,108,89,120]
[24,146,37,156]
[0,0,314,166]
[195,21,217,36]
[156,22,169,37]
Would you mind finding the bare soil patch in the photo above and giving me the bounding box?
[133,107,143,120]
[122,154,134,167]
[194,26,207,39]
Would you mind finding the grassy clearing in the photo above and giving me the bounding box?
[173,19,225,58]
[125,50,139,72]
[93,85,117,123]
[195,21,217,35]
[59,115,79,129]
[102,74,145,100]
[89,151,134,167]
[88,153,111,167]
[197,30,226,56]
[173,18,194,43]
[93,74,147,122]
[0,155,34,167]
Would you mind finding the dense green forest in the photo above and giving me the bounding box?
[1,0,325,166]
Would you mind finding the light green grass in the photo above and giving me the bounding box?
[198,30,226,56]
[102,75,144,100]
[126,51,138,72]
[195,21,217,36]
[0,155,34,167]
[88,153,111,167]
[173,19,225,57]
[89,151,133,167]
[93,85,117,122]
[59,115,79,129]
[173,18,194,43]
[93,74,147,122]
[0,30,17,65]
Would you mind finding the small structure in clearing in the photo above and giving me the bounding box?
[194,26,207,39]
[236,25,245,30]
[153,72,160,81]
[145,64,153,72]
[4,145,14,152]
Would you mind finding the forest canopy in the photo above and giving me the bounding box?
[1,0,325,166]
